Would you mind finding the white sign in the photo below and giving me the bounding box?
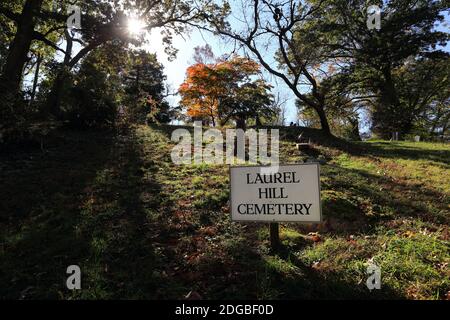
[230,163,322,222]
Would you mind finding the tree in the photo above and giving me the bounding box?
[0,0,44,96]
[304,0,449,137]
[32,43,171,128]
[0,0,226,120]
[54,41,128,128]
[395,55,450,137]
[36,43,172,127]
[179,63,221,125]
[233,79,274,128]
[123,49,172,124]
[179,55,274,128]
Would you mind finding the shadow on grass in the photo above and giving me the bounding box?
[319,164,449,230]
[360,141,450,167]
[0,129,115,298]
[199,236,403,300]
[0,128,185,299]
[274,245,401,299]
[1,124,445,299]
[285,163,448,238]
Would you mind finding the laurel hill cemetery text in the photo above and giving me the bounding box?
[237,171,312,216]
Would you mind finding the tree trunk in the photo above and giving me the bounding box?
[441,114,449,136]
[374,66,405,138]
[48,72,65,117]
[0,0,43,95]
[292,77,332,135]
[234,116,246,158]
[236,116,246,130]
[348,116,361,141]
[382,67,400,108]
[29,54,42,106]
[48,30,73,117]
[255,114,261,127]
[314,105,331,136]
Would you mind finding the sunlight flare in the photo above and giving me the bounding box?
[127,17,145,35]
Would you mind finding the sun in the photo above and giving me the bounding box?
[127,17,146,35]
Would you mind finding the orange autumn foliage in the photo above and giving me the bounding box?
[178,56,260,124]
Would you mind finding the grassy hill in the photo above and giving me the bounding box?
[0,124,449,299]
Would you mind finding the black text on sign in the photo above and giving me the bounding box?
[229,164,322,222]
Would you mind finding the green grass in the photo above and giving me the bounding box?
[0,125,448,299]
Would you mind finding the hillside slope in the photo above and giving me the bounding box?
[1,125,449,299]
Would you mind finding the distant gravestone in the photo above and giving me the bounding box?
[392,132,399,141]
[414,135,420,142]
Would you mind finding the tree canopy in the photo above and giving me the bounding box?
[179,55,274,128]
[0,0,448,140]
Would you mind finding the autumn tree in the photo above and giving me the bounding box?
[179,63,218,125]
[179,55,274,128]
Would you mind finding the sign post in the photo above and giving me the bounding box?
[269,222,280,250]
[229,163,322,249]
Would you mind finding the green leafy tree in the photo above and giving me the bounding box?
[395,55,450,137]
[61,41,128,128]
[123,50,172,124]
[0,0,225,121]
[305,0,448,137]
